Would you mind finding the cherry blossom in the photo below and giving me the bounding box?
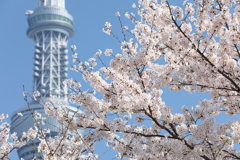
[2,0,240,159]
[64,0,240,159]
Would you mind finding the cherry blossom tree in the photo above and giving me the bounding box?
[2,0,240,159]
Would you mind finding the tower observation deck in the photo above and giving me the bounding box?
[11,1,84,159]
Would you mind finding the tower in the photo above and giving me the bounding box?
[27,0,74,98]
[11,1,84,159]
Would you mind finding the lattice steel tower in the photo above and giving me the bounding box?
[28,0,74,97]
[11,1,83,159]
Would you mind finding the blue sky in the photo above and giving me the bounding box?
[0,0,239,159]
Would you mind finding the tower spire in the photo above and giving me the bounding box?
[38,0,65,8]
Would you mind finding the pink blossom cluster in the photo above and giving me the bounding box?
[65,0,240,159]
[0,114,26,160]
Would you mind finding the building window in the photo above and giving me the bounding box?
[47,14,51,20]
